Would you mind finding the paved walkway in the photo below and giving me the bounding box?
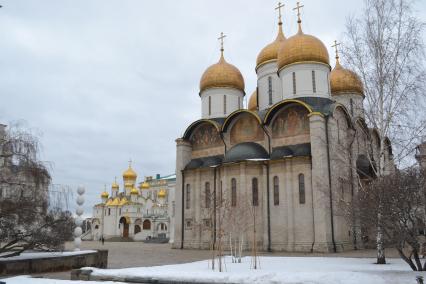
[35,241,402,280]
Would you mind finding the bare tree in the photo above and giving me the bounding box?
[347,167,426,271]
[342,0,426,264]
[0,123,74,258]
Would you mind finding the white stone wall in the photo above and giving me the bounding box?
[200,88,244,119]
[279,63,331,99]
[332,93,364,119]
[256,62,283,110]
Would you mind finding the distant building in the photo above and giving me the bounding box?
[91,162,175,241]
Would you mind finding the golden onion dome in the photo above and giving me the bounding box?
[330,59,364,95]
[199,51,245,93]
[101,191,109,198]
[130,188,139,195]
[123,163,137,180]
[111,180,119,190]
[157,189,167,198]
[248,90,258,111]
[256,22,286,69]
[277,24,329,71]
[140,181,150,189]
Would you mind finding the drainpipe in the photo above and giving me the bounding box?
[181,170,185,249]
[325,115,337,253]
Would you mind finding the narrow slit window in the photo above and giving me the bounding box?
[312,70,316,93]
[298,174,305,204]
[223,95,227,114]
[273,176,279,205]
[350,99,354,116]
[268,76,273,105]
[208,96,211,115]
[186,184,191,209]
[252,178,259,206]
[231,178,237,207]
[292,72,297,95]
[205,182,211,208]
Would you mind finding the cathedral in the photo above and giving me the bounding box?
[173,3,393,252]
[91,162,176,242]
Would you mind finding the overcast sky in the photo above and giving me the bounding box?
[0,0,424,216]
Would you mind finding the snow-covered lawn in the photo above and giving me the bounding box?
[2,256,425,283]
[86,256,425,284]
[0,250,97,261]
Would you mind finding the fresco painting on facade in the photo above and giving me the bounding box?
[230,114,264,145]
[173,2,394,253]
[190,124,221,150]
[271,105,310,138]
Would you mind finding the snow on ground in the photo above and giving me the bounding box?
[2,276,125,284]
[0,250,97,261]
[85,256,426,284]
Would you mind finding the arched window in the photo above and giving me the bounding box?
[143,219,151,230]
[299,174,305,204]
[268,76,273,105]
[134,225,141,234]
[205,182,211,208]
[223,95,227,114]
[208,96,211,115]
[292,72,297,94]
[252,178,258,206]
[231,178,237,207]
[312,70,317,93]
[186,184,191,209]
[273,176,279,206]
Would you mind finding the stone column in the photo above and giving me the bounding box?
[173,138,192,249]
[309,113,334,252]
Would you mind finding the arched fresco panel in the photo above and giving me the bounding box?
[190,123,221,150]
[230,113,264,145]
[271,105,310,147]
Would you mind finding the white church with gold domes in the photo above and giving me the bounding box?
[91,162,176,241]
[174,2,393,252]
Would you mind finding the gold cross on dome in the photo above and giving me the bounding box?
[275,2,285,23]
[332,40,341,59]
[218,32,226,52]
[293,1,304,22]
[128,159,132,167]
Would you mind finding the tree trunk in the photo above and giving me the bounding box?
[397,247,417,271]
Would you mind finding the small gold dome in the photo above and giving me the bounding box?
[130,188,139,195]
[111,181,119,190]
[199,52,245,93]
[101,191,109,198]
[140,181,150,189]
[330,60,363,95]
[277,25,329,70]
[157,189,167,198]
[123,163,137,180]
[248,90,258,111]
[256,23,286,69]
